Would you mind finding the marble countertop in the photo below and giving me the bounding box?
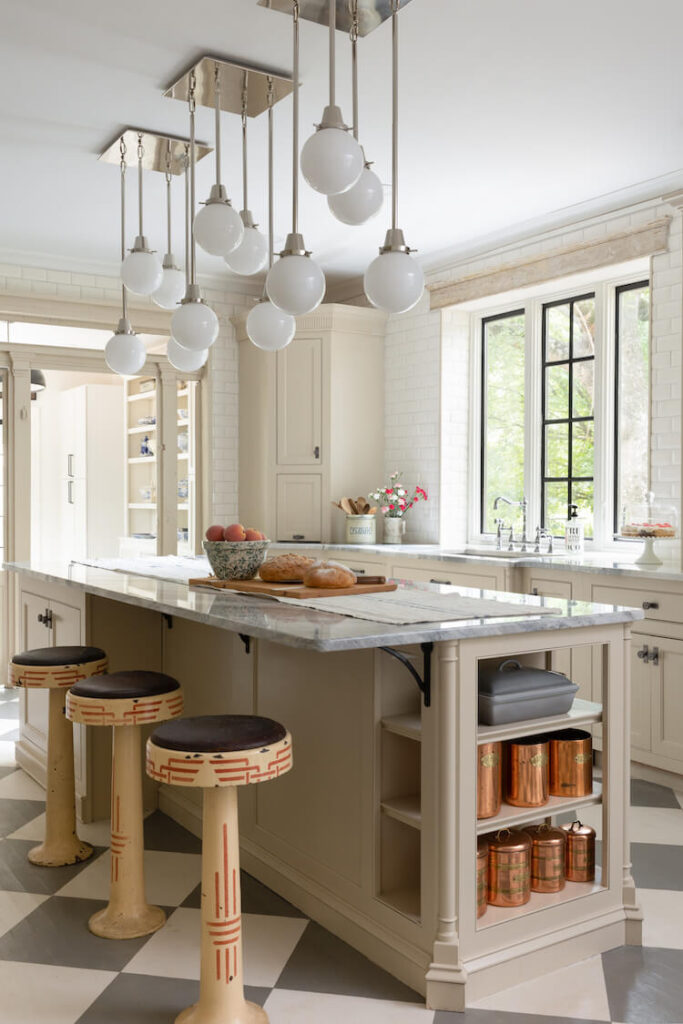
[6,560,643,653]
[270,542,683,582]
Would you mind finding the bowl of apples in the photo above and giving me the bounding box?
[203,524,270,581]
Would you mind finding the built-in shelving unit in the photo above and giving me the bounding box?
[124,377,158,551]
[478,870,606,930]
[477,698,602,744]
[477,780,602,835]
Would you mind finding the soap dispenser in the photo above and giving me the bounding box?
[565,504,584,554]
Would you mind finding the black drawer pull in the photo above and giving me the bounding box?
[430,578,452,585]
[292,534,305,541]
[642,601,659,610]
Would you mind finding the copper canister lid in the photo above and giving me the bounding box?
[561,820,595,838]
[487,828,532,853]
[524,823,567,846]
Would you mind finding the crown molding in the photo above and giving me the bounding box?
[232,302,387,342]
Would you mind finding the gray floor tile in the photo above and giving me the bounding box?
[275,919,422,1002]
[0,766,18,779]
[0,895,152,971]
[0,701,20,720]
[435,1012,609,1023]
[75,972,269,1023]
[631,778,681,809]
[602,945,683,1023]
[143,811,201,854]
[181,870,307,918]
[0,839,107,894]
[630,842,683,890]
[0,798,45,838]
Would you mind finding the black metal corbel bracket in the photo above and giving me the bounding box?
[162,613,173,630]
[379,641,433,707]
[238,634,251,654]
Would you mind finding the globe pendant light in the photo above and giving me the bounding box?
[194,64,244,257]
[247,78,296,351]
[328,0,384,225]
[364,0,424,314]
[106,138,146,376]
[168,145,208,371]
[266,1,326,317]
[300,0,364,196]
[171,71,220,352]
[153,143,186,309]
[120,134,164,296]
[225,83,268,276]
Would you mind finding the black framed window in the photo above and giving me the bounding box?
[541,294,595,536]
[614,281,650,532]
[480,310,526,534]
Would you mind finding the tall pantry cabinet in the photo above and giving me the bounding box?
[235,304,387,543]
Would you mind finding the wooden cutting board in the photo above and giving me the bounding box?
[188,577,398,599]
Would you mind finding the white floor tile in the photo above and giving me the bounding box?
[0,891,49,937]
[124,907,308,987]
[0,768,44,801]
[55,848,201,906]
[264,989,435,1024]
[0,719,18,737]
[8,812,112,847]
[638,887,683,948]
[470,955,611,1020]
[0,741,17,769]
[628,805,683,846]
[674,789,683,811]
[0,960,116,1024]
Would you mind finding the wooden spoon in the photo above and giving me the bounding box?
[340,497,355,515]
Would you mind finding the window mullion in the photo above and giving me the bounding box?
[526,299,542,538]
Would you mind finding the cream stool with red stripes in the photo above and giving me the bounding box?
[146,715,292,1024]
[9,645,108,867]
[66,670,183,939]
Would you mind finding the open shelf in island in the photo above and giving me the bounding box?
[478,866,606,930]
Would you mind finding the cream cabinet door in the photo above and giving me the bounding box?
[649,636,683,764]
[393,565,499,589]
[630,637,652,756]
[276,475,322,542]
[527,577,573,681]
[18,591,54,757]
[50,597,83,647]
[276,338,323,466]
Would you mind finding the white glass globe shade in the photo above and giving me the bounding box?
[224,226,269,276]
[364,250,425,314]
[121,251,163,296]
[246,301,296,351]
[171,300,219,352]
[300,127,364,196]
[105,331,146,375]
[266,255,325,316]
[194,202,244,257]
[152,267,186,310]
[327,166,384,225]
[167,336,208,371]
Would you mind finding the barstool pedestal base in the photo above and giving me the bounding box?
[28,838,93,867]
[176,999,268,1024]
[89,902,166,940]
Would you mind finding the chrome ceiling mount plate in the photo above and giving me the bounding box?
[164,56,293,117]
[98,128,212,175]
[257,0,414,36]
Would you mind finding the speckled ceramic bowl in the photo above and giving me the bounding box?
[202,540,270,581]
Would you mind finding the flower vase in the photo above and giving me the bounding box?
[383,516,406,544]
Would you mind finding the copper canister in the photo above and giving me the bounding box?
[550,729,593,798]
[477,837,489,918]
[486,829,532,907]
[477,742,502,819]
[524,823,566,892]
[561,820,596,881]
[506,736,549,807]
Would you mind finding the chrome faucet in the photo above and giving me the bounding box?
[493,496,529,551]
[534,526,554,555]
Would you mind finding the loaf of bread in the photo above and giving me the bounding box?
[259,553,316,582]
[302,560,357,589]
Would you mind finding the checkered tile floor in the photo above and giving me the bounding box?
[1,689,683,1023]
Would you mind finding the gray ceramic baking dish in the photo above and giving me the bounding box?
[478,658,579,726]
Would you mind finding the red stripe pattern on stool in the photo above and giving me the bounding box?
[146,731,292,789]
[8,657,108,690]
[66,688,184,728]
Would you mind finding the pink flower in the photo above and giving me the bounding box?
[389,504,395,510]
[386,488,393,495]
[381,506,389,514]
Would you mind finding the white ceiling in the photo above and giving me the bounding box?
[2,0,683,295]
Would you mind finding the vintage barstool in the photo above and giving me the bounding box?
[66,670,183,939]
[8,645,108,867]
[146,715,292,1024]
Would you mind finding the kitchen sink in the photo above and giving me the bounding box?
[462,547,564,559]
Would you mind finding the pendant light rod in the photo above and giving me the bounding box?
[137,133,145,237]
[165,142,173,255]
[241,75,249,211]
[391,0,399,232]
[214,63,222,186]
[267,77,274,270]
[183,144,190,287]
[119,137,128,319]
[292,0,300,234]
[350,0,359,140]
[189,70,197,285]
[328,0,336,107]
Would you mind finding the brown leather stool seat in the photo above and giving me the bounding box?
[147,715,292,1024]
[7,644,108,867]
[67,670,183,940]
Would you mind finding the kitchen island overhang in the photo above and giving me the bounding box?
[6,560,644,1011]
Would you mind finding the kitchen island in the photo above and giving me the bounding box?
[7,559,643,1010]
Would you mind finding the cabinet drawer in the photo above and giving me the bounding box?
[528,577,572,600]
[392,565,499,590]
[342,559,385,577]
[590,583,683,624]
[276,475,322,543]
